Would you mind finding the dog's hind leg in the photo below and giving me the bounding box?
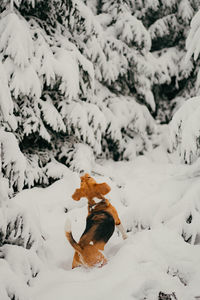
[72,251,82,269]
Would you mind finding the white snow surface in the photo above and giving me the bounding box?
[9,147,200,300]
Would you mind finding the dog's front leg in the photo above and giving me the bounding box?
[116,223,128,240]
[108,204,128,240]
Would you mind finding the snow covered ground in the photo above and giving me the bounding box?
[11,146,200,300]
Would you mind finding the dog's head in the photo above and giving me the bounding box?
[80,173,96,185]
[72,173,111,201]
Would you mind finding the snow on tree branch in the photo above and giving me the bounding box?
[39,96,66,133]
[0,259,29,300]
[0,60,17,130]
[185,9,200,62]
[0,130,26,191]
[170,96,200,163]
[149,14,181,41]
[0,11,33,69]
[115,12,151,51]
[178,0,194,24]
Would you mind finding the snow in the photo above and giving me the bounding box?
[63,102,107,154]
[5,146,200,300]
[186,9,200,62]
[0,130,26,192]
[170,96,200,163]
[115,12,151,51]
[39,96,66,133]
[31,20,56,87]
[54,49,80,101]
[9,63,41,99]
[185,9,200,91]
[178,0,193,24]
[0,11,33,69]
[1,1,200,299]
[0,259,30,300]
[149,14,180,40]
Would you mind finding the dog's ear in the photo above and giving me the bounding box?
[94,183,111,195]
[72,188,85,201]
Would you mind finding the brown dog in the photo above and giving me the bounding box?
[65,173,127,268]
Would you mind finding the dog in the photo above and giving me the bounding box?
[65,173,127,268]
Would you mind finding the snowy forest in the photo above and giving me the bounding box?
[1,0,200,299]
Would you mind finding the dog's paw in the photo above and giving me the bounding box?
[64,218,71,232]
[122,233,128,240]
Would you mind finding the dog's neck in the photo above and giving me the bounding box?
[88,197,109,213]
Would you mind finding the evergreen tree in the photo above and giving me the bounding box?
[167,9,200,246]
[0,0,199,188]
[1,0,200,298]
[170,8,200,165]
[0,0,157,187]
[0,130,44,299]
[146,0,200,122]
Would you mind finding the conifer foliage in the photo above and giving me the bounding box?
[1,1,200,298]
[0,0,154,189]
[170,7,200,165]
[0,133,44,299]
[0,0,199,188]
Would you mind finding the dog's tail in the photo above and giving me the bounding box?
[64,218,82,253]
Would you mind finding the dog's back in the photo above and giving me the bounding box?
[80,211,115,247]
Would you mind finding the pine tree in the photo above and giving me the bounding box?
[1,0,200,297]
[170,7,200,165]
[166,9,200,247]
[100,0,154,110]
[0,0,158,187]
[0,130,44,299]
[0,0,199,188]
[0,0,95,186]
[146,0,200,122]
